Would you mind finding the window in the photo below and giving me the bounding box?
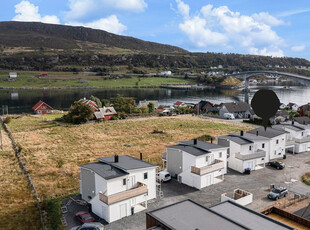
[249,146,252,151]
[219,152,222,158]
[123,178,126,186]
[262,143,265,148]
[206,156,209,162]
[274,150,276,155]
[302,132,304,136]
[276,139,279,144]
[144,172,148,180]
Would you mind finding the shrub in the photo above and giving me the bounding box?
[3,116,12,124]
[111,116,118,120]
[302,172,310,185]
[64,101,94,124]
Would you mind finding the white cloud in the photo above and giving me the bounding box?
[66,0,147,20]
[176,0,190,18]
[174,1,285,57]
[252,12,285,26]
[68,15,127,35]
[291,45,306,52]
[277,9,310,17]
[13,1,60,24]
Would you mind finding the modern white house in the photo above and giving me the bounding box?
[219,102,255,119]
[217,131,270,173]
[247,127,287,160]
[273,122,310,153]
[79,155,157,223]
[165,139,228,189]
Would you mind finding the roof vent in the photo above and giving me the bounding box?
[140,152,143,160]
[210,138,213,144]
[256,131,258,136]
[292,120,294,125]
[240,130,244,136]
[114,154,119,163]
[193,138,198,145]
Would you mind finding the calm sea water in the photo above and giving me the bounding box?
[0,83,309,114]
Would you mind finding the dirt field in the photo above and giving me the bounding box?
[0,125,41,229]
[6,115,252,201]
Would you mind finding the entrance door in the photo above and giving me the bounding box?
[128,176,135,189]
[120,203,127,219]
[206,174,212,186]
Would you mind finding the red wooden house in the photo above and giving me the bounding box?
[32,100,53,114]
[94,107,117,120]
[80,98,99,111]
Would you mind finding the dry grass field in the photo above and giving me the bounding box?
[5,115,252,228]
[0,126,41,230]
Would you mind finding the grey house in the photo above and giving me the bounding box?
[219,102,254,119]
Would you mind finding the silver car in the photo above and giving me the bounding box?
[71,222,104,230]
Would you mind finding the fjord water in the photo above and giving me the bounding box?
[1,84,310,114]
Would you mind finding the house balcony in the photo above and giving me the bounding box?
[294,137,310,144]
[191,159,224,176]
[99,182,147,205]
[235,149,266,161]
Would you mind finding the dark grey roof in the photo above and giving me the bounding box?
[167,140,227,156]
[294,117,310,125]
[98,155,156,171]
[276,110,289,117]
[147,226,165,230]
[180,140,226,150]
[222,102,251,113]
[247,127,287,138]
[217,135,253,145]
[273,124,305,132]
[79,162,128,180]
[167,145,209,156]
[147,200,247,230]
[210,201,295,230]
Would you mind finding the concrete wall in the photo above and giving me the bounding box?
[221,190,253,206]
[167,148,183,177]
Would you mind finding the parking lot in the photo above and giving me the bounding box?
[64,152,310,230]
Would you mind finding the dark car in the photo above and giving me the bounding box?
[75,211,95,223]
[268,161,285,169]
[267,187,288,200]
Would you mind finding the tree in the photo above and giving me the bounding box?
[148,102,155,113]
[110,94,136,114]
[64,101,94,124]
[101,99,109,107]
[90,95,102,108]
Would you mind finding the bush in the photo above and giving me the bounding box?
[64,101,94,124]
[3,116,12,124]
[111,116,118,120]
[302,172,310,185]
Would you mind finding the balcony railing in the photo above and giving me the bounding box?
[235,149,266,160]
[191,159,224,175]
[99,182,147,205]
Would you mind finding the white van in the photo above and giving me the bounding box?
[157,171,171,182]
[223,113,235,120]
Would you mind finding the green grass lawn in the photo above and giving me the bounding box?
[0,71,193,88]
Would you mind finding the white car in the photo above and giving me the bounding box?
[71,222,104,230]
[157,171,171,182]
[223,113,235,120]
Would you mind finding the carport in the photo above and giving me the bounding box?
[285,140,295,154]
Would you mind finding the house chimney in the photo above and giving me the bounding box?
[193,138,198,145]
[114,154,119,163]
[240,130,244,136]
[256,131,258,136]
[292,120,294,125]
[140,152,143,160]
[210,138,213,144]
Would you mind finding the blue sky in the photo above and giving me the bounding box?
[1,0,310,60]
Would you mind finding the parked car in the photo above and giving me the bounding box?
[157,171,171,182]
[223,113,235,120]
[267,187,288,200]
[75,211,95,223]
[268,161,285,169]
[71,222,104,230]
